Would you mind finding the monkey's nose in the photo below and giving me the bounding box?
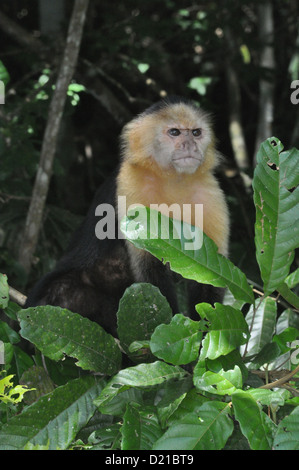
[180,138,196,151]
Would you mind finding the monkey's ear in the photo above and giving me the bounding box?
[120,115,158,162]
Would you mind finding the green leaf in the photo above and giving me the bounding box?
[276,308,299,332]
[96,388,145,418]
[164,388,209,426]
[197,303,249,360]
[0,320,20,344]
[273,406,299,450]
[117,283,172,360]
[153,402,233,450]
[20,366,55,405]
[267,309,299,369]
[91,422,121,450]
[2,345,34,382]
[232,390,276,450]
[150,314,202,365]
[18,306,121,375]
[246,388,289,407]
[188,76,212,95]
[277,282,299,310]
[121,404,163,450]
[194,366,243,395]
[137,63,150,74]
[0,376,104,450]
[253,138,299,295]
[273,326,299,354]
[68,83,85,93]
[240,44,251,64]
[3,301,20,321]
[285,268,299,289]
[241,297,277,359]
[0,273,9,309]
[0,373,35,404]
[121,207,255,304]
[0,60,10,86]
[94,361,188,410]
[206,349,249,382]
[249,342,281,368]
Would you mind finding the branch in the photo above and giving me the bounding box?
[224,27,250,172]
[18,0,90,274]
[8,286,27,307]
[259,363,299,390]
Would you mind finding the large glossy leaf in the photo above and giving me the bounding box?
[240,297,277,360]
[273,406,299,450]
[0,376,104,450]
[121,404,163,450]
[246,388,289,407]
[197,303,250,360]
[121,207,254,304]
[253,138,299,296]
[194,366,243,395]
[94,361,188,410]
[18,306,121,375]
[150,314,202,365]
[117,283,172,360]
[232,390,276,450]
[153,401,233,450]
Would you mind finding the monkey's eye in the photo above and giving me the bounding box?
[192,128,202,137]
[168,128,181,136]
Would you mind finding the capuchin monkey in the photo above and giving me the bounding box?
[25,97,229,337]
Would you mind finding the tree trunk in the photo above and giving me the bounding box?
[226,62,249,171]
[254,1,275,162]
[18,0,89,274]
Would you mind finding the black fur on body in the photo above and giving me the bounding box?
[25,173,224,337]
[25,175,134,336]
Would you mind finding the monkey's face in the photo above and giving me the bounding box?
[162,126,205,174]
[152,105,213,174]
[121,101,215,175]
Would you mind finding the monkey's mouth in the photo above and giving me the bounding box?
[173,156,201,167]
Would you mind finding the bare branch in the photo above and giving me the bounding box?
[0,10,43,51]
[9,286,27,307]
[18,0,90,274]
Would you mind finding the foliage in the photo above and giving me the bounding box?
[0,372,34,405]
[0,137,298,450]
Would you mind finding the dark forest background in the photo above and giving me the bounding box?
[0,0,298,297]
